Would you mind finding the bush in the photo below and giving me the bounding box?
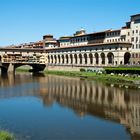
[105,67,140,75]
[80,68,86,72]
[0,131,15,140]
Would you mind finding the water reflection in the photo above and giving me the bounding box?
[0,73,140,139]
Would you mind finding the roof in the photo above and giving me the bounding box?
[0,48,47,52]
[59,36,72,40]
[131,14,140,17]
[70,30,110,38]
[106,29,121,32]
[46,42,132,51]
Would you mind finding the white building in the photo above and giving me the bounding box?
[43,14,140,67]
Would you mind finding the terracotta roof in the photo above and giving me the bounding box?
[0,48,47,52]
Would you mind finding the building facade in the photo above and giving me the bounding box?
[42,14,140,68]
[2,13,139,69]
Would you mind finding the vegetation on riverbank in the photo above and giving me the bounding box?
[16,68,29,72]
[105,67,140,74]
[16,67,140,88]
[45,70,140,84]
[0,131,15,140]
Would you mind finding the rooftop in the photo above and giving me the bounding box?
[131,13,140,17]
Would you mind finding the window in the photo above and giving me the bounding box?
[131,37,134,42]
[134,19,140,24]
[132,30,134,34]
[132,44,134,49]
[136,37,138,42]
[136,30,138,33]
[132,54,134,58]
[128,32,130,36]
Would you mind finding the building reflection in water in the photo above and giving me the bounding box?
[0,74,140,139]
[39,75,140,140]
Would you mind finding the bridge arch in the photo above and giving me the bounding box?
[14,64,46,73]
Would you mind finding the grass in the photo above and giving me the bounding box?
[16,67,140,87]
[16,68,30,72]
[0,131,15,140]
[45,70,140,81]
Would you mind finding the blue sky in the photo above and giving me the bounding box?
[0,0,140,46]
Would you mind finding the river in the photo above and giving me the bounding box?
[0,72,140,140]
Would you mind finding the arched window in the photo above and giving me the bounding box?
[48,56,50,63]
[101,53,105,64]
[66,54,69,64]
[70,54,73,64]
[95,53,99,65]
[74,54,78,64]
[79,54,82,64]
[84,53,87,64]
[124,52,131,64]
[107,53,114,64]
[58,55,60,63]
[89,53,93,64]
[51,55,53,63]
[62,55,64,64]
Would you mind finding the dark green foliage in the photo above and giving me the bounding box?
[0,131,15,140]
[105,67,140,74]
[80,68,86,72]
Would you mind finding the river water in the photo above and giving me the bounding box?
[0,73,140,140]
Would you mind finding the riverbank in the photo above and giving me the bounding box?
[0,131,15,140]
[46,70,140,88]
[16,68,140,88]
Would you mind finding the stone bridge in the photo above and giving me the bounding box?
[0,48,47,74]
